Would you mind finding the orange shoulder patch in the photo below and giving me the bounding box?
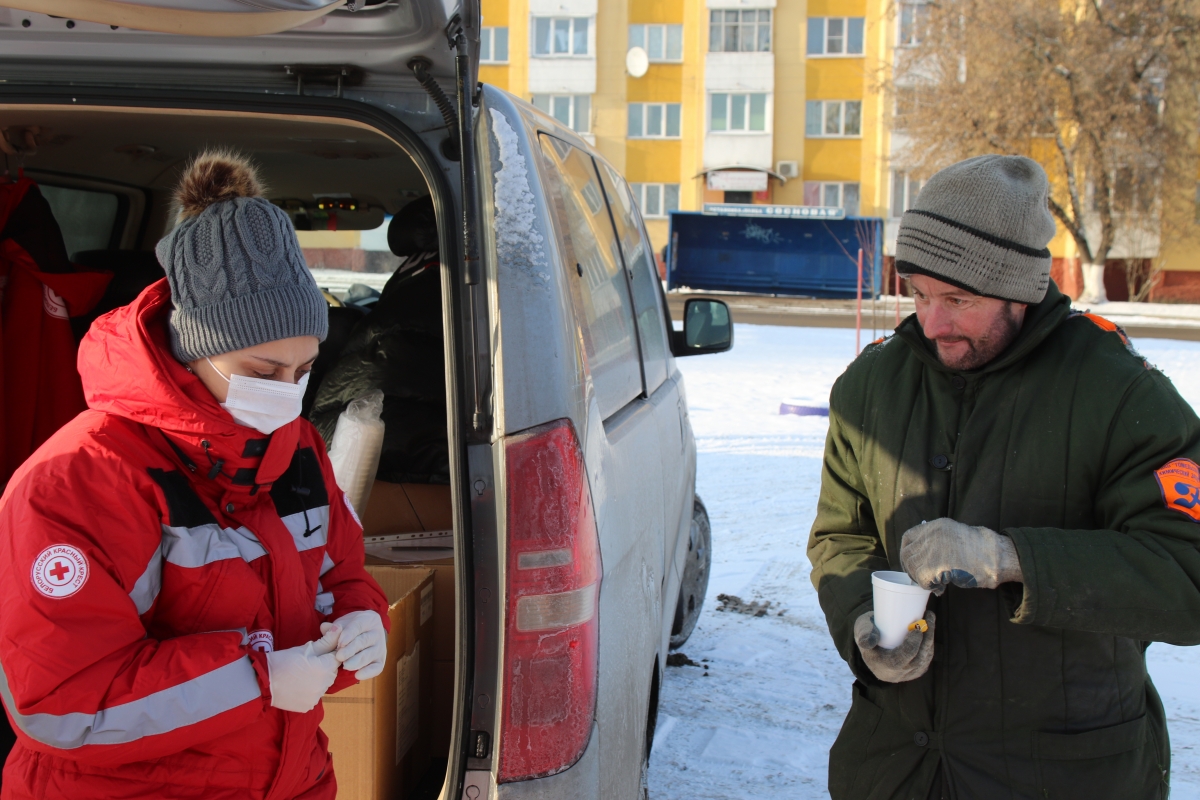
[1081,312,1118,332]
[1080,312,1132,346]
[1155,458,1200,522]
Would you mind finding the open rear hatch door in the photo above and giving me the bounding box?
[0,0,478,91]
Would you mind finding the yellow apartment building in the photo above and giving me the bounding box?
[476,0,915,269]
[470,0,1200,300]
[301,0,1200,301]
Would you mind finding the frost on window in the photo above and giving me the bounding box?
[489,109,549,289]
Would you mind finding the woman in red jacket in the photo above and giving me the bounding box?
[0,152,389,799]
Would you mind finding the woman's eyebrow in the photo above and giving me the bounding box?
[247,355,289,368]
[247,354,320,367]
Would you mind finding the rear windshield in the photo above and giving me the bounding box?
[40,184,120,258]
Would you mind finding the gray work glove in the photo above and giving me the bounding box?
[854,609,936,683]
[900,518,1023,596]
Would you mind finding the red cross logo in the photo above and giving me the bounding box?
[31,545,89,599]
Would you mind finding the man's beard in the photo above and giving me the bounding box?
[934,304,1023,370]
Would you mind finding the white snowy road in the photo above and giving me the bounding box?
[648,323,1200,799]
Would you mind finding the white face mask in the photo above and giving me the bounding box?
[206,358,310,435]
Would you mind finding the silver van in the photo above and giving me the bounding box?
[0,2,731,798]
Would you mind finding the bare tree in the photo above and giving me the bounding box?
[887,0,1200,303]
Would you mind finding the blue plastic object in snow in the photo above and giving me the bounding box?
[667,209,884,299]
[780,403,830,417]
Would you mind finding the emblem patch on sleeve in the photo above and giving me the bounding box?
[1154,458,1200,522]
[31,544,89,598]
[247,629,275,653]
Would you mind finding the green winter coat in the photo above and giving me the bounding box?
[809,282,1200,800]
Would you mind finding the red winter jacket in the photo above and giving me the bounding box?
[0,279,389,799]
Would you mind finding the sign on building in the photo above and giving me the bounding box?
[701,203,847,220]
[706,170,769,192]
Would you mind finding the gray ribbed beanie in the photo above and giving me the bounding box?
[895,155,1056,304]
[156,151,328,363]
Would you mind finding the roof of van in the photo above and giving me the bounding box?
[0,0,476,85]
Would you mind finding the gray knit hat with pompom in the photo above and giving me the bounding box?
[156,151,328,363]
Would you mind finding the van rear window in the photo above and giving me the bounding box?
[40,185,120,259]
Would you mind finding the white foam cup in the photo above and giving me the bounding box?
[871,571,932,650]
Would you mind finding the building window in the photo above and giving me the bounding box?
[805,100,862,137]
[892,86,924,130]
[710,93,769,132]
[804,181,860,216]
[807,17,865,56]
[629,24,683,61]
[709,10,771,53]
[480,27,509,63]
[533,17,590,57]
[630,183,680,218]
[898,2,929,47]
[628,103,682,138]
[891,171,922,218]
[532,94,592,133]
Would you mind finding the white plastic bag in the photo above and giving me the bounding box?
[327,389,386,519]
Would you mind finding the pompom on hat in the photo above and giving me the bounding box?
[156,150,328,363]
[894,155,1057,304]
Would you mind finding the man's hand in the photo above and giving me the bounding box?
[900,518,1023,596]
[854,610,936,682]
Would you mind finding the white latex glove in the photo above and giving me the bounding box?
[265,624,341,713]
[326,610,387,680]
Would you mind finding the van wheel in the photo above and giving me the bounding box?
[669,497,711,649]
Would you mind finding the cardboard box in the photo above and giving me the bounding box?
[322,565,434,800]
[362,481,452,536]
[361,556,454,758]
[361,482,457,759]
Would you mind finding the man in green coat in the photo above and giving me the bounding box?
[809,154,1200,800]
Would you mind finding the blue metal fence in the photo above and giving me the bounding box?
[666,210,884,299]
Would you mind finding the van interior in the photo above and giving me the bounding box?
[0,106,458,799]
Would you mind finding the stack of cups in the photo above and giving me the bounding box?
[871,571,932,649]
[327,390,387,518]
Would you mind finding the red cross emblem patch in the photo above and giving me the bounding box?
[31,544,89,599]
[1155,458,1200,522]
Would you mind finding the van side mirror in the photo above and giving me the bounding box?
[672,298,733,357]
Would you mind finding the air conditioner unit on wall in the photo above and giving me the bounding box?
[776,161,799,180]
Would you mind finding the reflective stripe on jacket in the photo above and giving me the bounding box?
[0,279,389,800]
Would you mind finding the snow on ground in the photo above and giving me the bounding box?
[648,323,1200,799]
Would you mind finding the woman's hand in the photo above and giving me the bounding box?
[265,625,341,713]
[327,610,387,680]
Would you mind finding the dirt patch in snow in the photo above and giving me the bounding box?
[716,593,787,617]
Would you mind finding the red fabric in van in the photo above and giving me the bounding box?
[0,176,111,482]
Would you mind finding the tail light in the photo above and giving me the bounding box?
[498,419,601,782]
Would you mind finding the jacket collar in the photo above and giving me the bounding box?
[895,280,1072,376]
[78,279,304,491]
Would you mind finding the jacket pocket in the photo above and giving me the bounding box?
[1034,716,1164,798]
[828,681,883,800]
[1033,715,1146,760]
